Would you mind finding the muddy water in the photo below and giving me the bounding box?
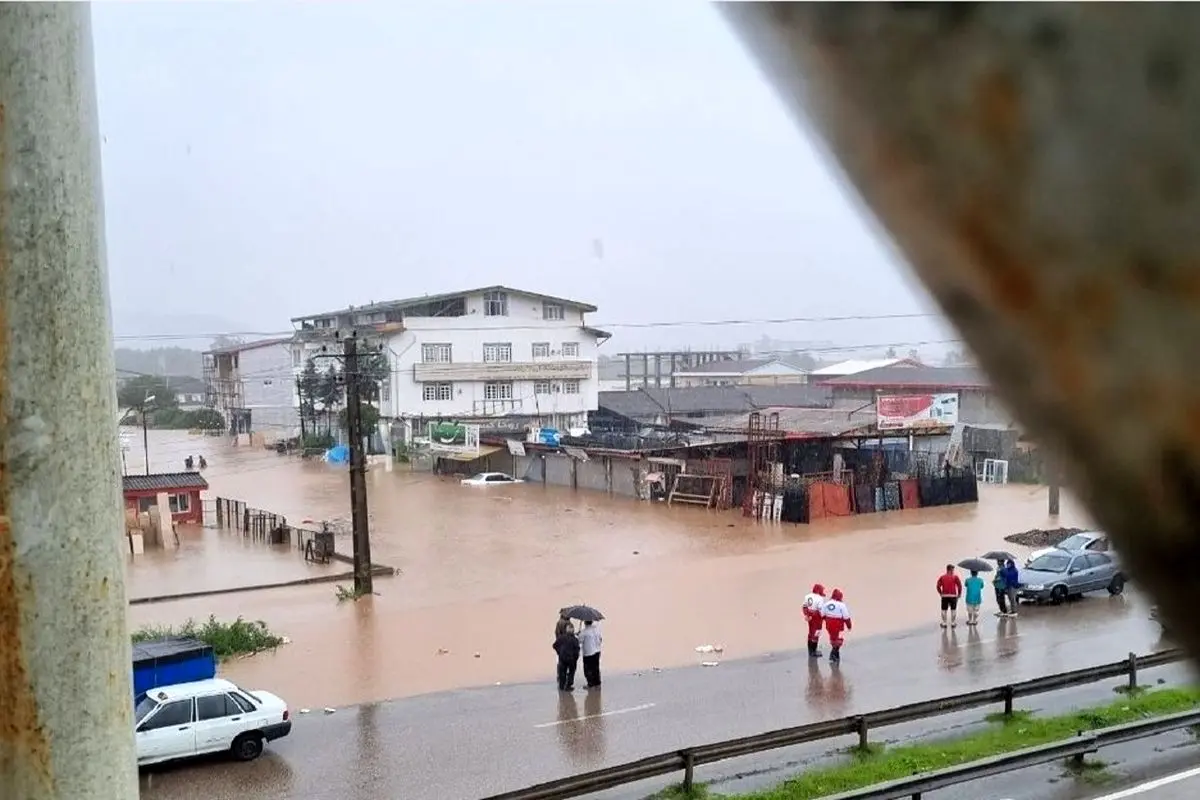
[127,429,1095,708]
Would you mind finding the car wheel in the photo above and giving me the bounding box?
[231,733,264,762]
[1050,585,1068,605]
[1108,574,1126,595]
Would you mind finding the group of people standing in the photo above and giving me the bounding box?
[801,584,854,663]
[553,612,603,691]
[936,559,1022,627]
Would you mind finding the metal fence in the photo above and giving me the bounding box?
[485,649,1186,800]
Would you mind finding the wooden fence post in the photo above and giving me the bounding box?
[1128,652,1138,691]
[857,716,870,749]
[682,750,695,792]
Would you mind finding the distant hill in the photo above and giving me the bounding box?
[114,347,204,379]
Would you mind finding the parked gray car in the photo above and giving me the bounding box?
[1017,549,1125,605]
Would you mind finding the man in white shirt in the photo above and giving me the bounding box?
[579,620,603,688]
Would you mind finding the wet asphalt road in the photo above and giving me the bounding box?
[139,594,1176,800]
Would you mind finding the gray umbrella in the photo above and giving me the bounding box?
[958,558,994,573]
[562,604,604,623]
[981,550,1018,563]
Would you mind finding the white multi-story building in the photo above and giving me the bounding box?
[202,337,300,443]
[291,286,609,433]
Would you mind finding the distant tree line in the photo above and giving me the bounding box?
[116,375,225,431]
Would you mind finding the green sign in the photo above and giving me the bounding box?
[430,422,467,446]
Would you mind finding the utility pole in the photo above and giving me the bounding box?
[141,404,151,475]
[1,4,139,797]
[341,334,373,593]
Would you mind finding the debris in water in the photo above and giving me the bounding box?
[281,636,292,645]
[474,652,481,658]
[1005,527,1086,548]
[714,644,725,653]
[701,661,720,667]
[299,708,310,714]
[436,648,450,655]
[323,707,335,714]
[695,645,715,654]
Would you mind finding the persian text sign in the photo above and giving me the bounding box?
[877,393,959,430]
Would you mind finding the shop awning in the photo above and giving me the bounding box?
[436,445,504,462]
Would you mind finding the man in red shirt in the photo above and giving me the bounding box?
[936,564,963,628]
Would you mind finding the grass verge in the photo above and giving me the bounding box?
[132,615,285,660]
[708,686,1200,800]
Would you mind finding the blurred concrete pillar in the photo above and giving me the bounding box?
[0,4,137,799]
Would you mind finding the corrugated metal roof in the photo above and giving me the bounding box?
[291,286,598,322]
[122,472,210,493]
[204,336,294,356]
[810,358,916,376]
[819,365,989,389]
[597,385,832,419]
[701,406,877,437]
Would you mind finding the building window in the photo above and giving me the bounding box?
[484,381,513,401]
[483,291,508,317]
[168,493,191,513]
[423,382,453,401]
[421,343,452,364]
[483,343,512,363]
[380,381,390,403]
[314,318,333,329]
[542,302,564,321]
[563,379,581,395]
[561,342,579,357]
[534,380,552,395]
[292,348,302,368]
[531,342,550,359]
[137,497,156,513]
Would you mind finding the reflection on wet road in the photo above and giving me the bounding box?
[139,597,1166,800]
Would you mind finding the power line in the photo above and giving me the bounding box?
[111,309,946,344]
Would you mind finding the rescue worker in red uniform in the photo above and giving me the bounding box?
[822,588,853,663]
[802,583,827,657]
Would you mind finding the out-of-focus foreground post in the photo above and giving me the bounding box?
[721,5,1200,659]
[0,4,137,798]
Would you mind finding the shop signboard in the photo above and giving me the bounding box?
[876,393,960,430]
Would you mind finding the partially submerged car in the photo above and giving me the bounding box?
[1026,530,1110,565]
[1017,549,1125,605]
[460,472,522,486]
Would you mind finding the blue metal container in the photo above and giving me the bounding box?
[132,637,216,698]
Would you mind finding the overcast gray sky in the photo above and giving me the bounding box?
[94,1,956,356]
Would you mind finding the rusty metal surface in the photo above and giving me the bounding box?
[721,4,1200,661]
[0,4,136,798]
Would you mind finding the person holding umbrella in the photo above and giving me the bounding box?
[561,605,605,689]
[981,551,1017,617]
[957,558,995,625]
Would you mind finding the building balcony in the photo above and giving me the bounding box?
[412,360,592,383]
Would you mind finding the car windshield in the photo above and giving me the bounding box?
[134,694,159,726]
[1057,534,1093,550]
[1027,553,1073,573]
[467,473,487,481]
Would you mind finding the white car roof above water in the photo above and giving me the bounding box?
[145,678,238,702]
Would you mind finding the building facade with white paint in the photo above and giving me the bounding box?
[291,286,609,433]
[202,337,300,443]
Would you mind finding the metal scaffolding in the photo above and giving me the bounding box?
[742,411,781,520]
[0,4,138,797]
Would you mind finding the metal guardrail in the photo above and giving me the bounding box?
[484,648,1187,800]
[823,709,1200,799]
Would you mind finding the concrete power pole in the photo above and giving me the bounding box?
[0,4,139,798]
[344,335,374,594]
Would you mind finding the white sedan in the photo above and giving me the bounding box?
[1026,530,1110,565]
[135,678,292,766]
[460,472,522,486]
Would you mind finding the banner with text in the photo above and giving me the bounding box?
[876,393,960,431]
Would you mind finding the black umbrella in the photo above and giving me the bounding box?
[981,550,1018,563]
[957,558,994,573]
[562,604,604,623]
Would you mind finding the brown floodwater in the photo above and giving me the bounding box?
[127,429,1095,708]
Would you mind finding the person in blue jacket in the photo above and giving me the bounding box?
[1001,559,1021,618]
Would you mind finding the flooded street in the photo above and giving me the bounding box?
[128,429,1098,708]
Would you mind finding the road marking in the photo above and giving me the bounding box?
[534,702,656,728]
[1086,765,1200,799]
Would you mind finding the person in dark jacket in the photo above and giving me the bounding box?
[1002,559,1021,617]
[555,609,573,638]
[553,623,580,691]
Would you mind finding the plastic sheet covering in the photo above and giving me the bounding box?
[919,477,951,506]
[900,478,921,509]
[853,484,875,514]
[781,486,808,524]
[883,481,902,511]
[809,482,853,520]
